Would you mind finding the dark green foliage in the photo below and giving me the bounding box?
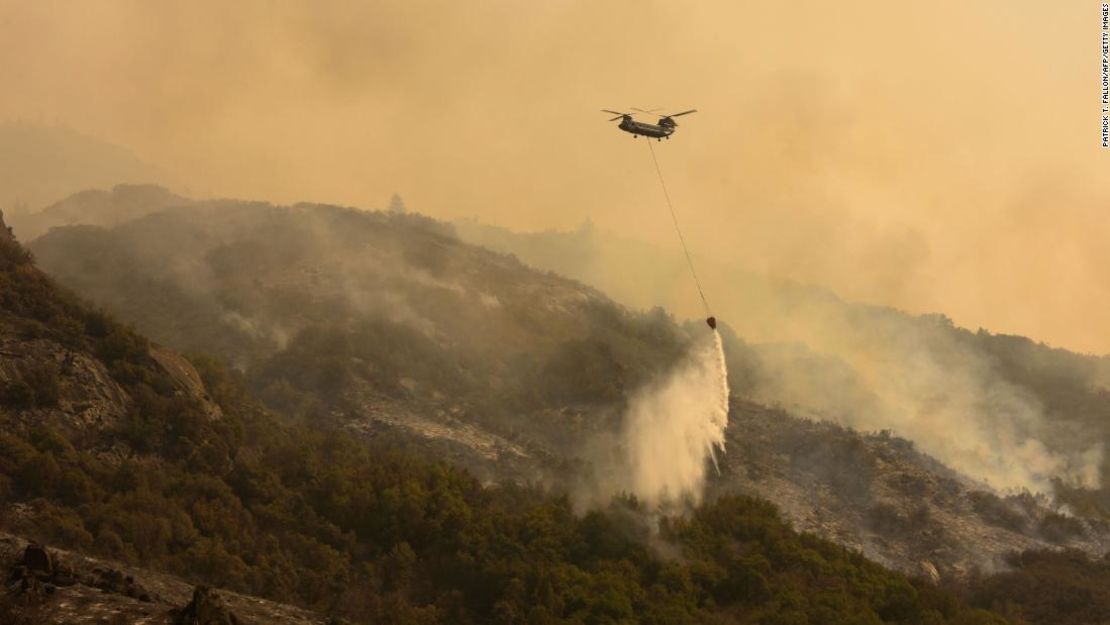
[968,492,1028,533]
[1035,510,1087,543]
[0,362,60,410]
[0,232,148,358]
[866,502,931,537]
[964,549,1110,625]
[256,319,472,402]
[1,362,61,408]
[0,232,34,268]
[0,377,35,408]
[540,339,627,404]
[663,496,1006,625]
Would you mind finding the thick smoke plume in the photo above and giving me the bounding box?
[618,331,730,509]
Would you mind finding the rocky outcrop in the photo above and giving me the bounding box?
[0,533,324,624]
[150,346,222,419]
[89,566,154,602]
[0,333,131,433]
[173,585,245,625]
[4,544,76,606]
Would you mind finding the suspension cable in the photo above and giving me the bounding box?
[646,139,711,319]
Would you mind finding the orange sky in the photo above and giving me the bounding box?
[2,1,1108,353]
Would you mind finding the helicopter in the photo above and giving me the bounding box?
[602,107,697,139]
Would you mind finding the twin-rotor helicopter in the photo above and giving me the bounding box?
[601,105,712,328]
[601,107,697,140]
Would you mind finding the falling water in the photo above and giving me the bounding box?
[622,330,730,508]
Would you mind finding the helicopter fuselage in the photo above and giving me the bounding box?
[618,118,675,138]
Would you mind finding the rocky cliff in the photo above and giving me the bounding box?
[0,533,324,625]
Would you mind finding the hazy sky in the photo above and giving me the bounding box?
[2,1,1108,353]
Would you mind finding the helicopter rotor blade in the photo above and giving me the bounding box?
[608,115,625,122]
[632,107,661,114]
[601,109,628,116]
[665,109,697,118]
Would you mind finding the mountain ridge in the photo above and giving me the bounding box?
[0,123,167,223]
[8,195,1110,622]
[2,206,1025,624]
[19,187,1110,581]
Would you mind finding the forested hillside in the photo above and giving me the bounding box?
[28,195,693,485]
[0,206,1020,624]
[16,189,1110,591]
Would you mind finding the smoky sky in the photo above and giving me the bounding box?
[2,1,1108,353]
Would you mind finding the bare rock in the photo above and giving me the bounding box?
[0,533,323,624]
[0,334,132,431]
[149,346,222,419]
[919,560,941,584]
[20,544,51,578]
[4,544,60,606]
[90,567,155,602]
[175,585,245,625]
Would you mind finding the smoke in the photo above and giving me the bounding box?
[587,331,730,510]
[458,223,1108,495]
[742,303,1107,494]
[1,2,1107,354]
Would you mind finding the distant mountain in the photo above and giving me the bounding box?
[0,122,167,235]
[21,189,1110,586]
[10,184,189,242]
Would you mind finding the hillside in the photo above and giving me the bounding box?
[28,196,691,484]
[455,220,1110,508]
[9,183,189,243]
[20,188,1108,506]
[718,401,1109,580]
[19,187,1110,583]
[0,122,166,227]
[0,209,1018,624]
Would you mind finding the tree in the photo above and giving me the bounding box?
[389,193,407,214]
